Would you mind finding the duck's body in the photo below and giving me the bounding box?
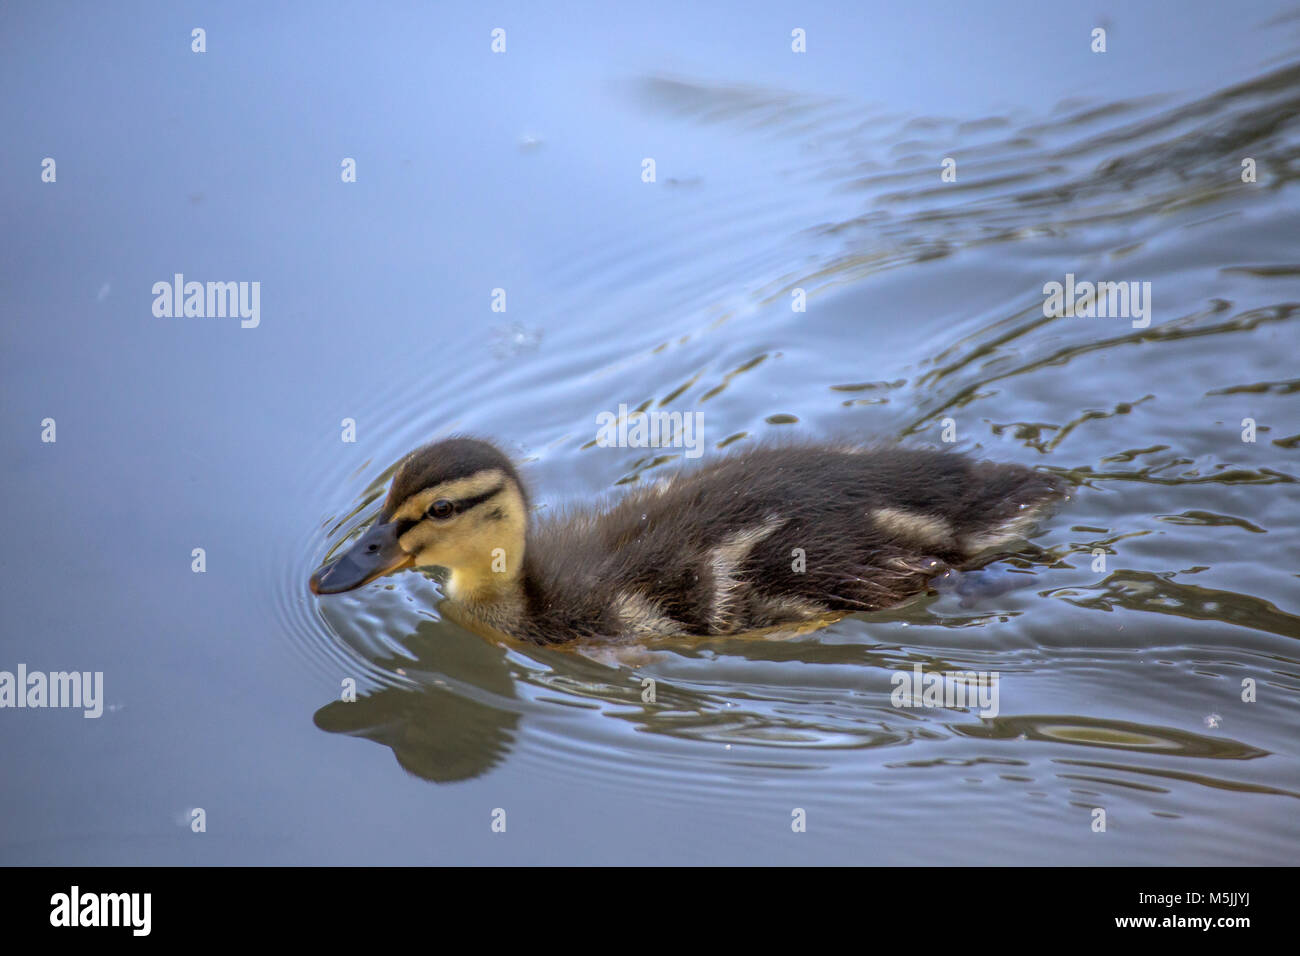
[310,438,1065,645]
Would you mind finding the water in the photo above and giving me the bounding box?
[2,1,1299,864]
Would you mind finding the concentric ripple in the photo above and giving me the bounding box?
[266,58,1300,859]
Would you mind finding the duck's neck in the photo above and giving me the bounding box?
[442,561,529,638]
[438,508,537,639]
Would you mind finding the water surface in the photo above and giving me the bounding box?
[2,1,1299,864]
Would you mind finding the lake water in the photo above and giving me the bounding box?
[3,1,1299,864]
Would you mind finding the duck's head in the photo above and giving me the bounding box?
[309,438,529,598]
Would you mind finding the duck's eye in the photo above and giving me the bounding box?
[427,499,455,520]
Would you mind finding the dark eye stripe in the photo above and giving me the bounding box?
[446,484,504,516]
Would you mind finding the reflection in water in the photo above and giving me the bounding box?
[313,622,520,783]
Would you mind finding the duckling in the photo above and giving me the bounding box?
[309,437,1065,644]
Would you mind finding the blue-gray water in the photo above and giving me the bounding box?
[2,1,1299,864]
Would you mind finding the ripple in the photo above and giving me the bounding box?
[262,54,1300,862]
[956,714,1268,758]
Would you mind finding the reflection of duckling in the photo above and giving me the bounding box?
[310,437,1065,644]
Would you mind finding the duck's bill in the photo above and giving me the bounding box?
[309,521,414,594]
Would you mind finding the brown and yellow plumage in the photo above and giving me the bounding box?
[311,437,1066,644]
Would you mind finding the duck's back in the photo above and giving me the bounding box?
[520,444,1063,642]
